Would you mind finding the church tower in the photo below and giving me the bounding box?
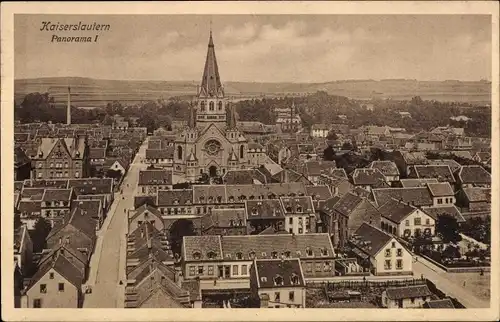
[196,29,227,131]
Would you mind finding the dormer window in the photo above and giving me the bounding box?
[217,196,222,203]
[306,247,313,257]
[271,251,278,259]
[296,206,303,213]
[260,276,268,283]
[192,251,201,260]
[229,196,234,202]
[251,207,258,216]
[321,248,328,256]
[285,206,292,213]
[199,196,205,203]
[290,273,299,285]
[173,199,179,205]
[207,251,217,259]
[249,251,256,259]
[208,196,214,203]
[236,252,243,260]
[230,219,235,226]
[285,251,291,258]
[261,252,267,257]
[273,274,284,286]
[249,195,255,200]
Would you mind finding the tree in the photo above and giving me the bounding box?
[436,214,462,244]
[323,145,336,161]
[442,245,461,260]
[106,169,122,180]
[14,213,22,230]
[30,218,52,253]
[326,130,338,140]
[169,219,197,256]
[341,142,354,150]
[102,114,113,126]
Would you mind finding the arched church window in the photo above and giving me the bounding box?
[177,146,183,160]
[200,101,206,112]
[240,145,244,159]
[209,102,215,111]
[218,101,223,111]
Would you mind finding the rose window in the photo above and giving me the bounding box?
[205,140,221,156]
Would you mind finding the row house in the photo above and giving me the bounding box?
[349,223,413,276]
[128,204,165,233]
[428,159,462,173]
[181,233,335,291]
[157,189,195,216]
[71,199,104,230]
[145,147,174,168]
[245,199,286,235]
[137,169,173,196]
[30,137,90,180]
[250,258,306,308]
[280,196,316,235]
[40,188,74,226]
[319,192,381,249]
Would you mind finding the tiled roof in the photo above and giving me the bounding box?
[461,187,491,203]
[245,199,285,219]
[89,148,106,159]
[280,196,314,214]
[423,299,455,308]
[426,182,454,197]
[401,151,428,165]
[222,169,267,184]
[17,200,42,215]
[421,206,465,223]
[41,188,72,202]
[25,179,69,188]
[413,165,455,183]
[193,185,227,203]
[305,185,332,201]
[204,208,246,228]
[157,189,193,206]
[352,168,386,186]
[139,170,173,186]
[332,193,364,217]
[254,259,305,288]
[351,223,393,257]
[304,161,337,177]
[372,187,433,207]
[428,159,462,173]
[378,198,417,223]
[400,178,438,188]
[369,161,400,177]
[71,199,102,219]
[183,235,223,262]
[219,233,334,261]
[20,188,45,201]
[68,178,113,195]
[146,148,174,159]
[320,196,341,216]
[457,165,491,185]
[474,152,491,162]
[130,204,163,222]
[385,285,433,300]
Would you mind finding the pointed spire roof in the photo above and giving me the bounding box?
[227,103,237,129]
[188,102,196,128]
[187,150,197,162]
[200,30,224,98]
[228,149,238,161]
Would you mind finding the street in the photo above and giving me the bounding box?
[83,138,149,308]
[413,257,490,308]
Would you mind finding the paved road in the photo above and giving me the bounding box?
[413,257,490,308]
[83,138,149,308]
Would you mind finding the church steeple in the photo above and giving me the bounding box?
[227,103,237,129]
[200,29,224,98]
[188,101,196,128]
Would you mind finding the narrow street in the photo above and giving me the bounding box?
[413,257,490,308]
[83,138,149,308]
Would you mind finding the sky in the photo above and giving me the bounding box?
[14,14,492,83]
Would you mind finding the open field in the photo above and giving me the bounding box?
[14,77,492,108]
[444,272,491,301]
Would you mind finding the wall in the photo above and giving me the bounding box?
[129,211,164,233]
[432,196,455,207]
[184,260,252,281]
[258,287,305,308]
[396,208,435,238]
[25,269,79,308]
[382,294,429,308]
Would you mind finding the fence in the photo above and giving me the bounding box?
[307,277,427,291]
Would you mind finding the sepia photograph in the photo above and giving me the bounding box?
[1,2,498,321]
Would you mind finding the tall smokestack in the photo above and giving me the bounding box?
[67,86,71,125]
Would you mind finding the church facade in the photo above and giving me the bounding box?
[173,31,251,182]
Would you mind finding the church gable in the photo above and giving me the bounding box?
[47,139,72,161]
[197,123,230,145]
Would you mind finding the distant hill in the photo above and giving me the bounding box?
[14,77,491,108]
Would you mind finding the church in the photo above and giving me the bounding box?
[173,31,252,181]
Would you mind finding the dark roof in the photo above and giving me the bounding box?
[130,204,163,222]
[385,285,433,300]
[68,178,113,195]
[17,200,42,215]
[89,148,106,159]
[461,187,491,203]
[423,299,455,308]
[14,146,31,166]
[427,182,454,197]
[400,178,438,188]
[254,259,305,288]
[222,169,267,184]
[245,199,285,219]
[413,165,455,183]
[332,193,363,217]
[428,159,462,173]
[352,168,387,186]
[305,185,332,201]
[139,170,173,186]
[351,223,393,257]
[369,161,400,177]
[25,179,69,188]
[145,148,174,159]
[20,188,45,201]
[378,198,418,223]
[27,251,84,291]
[422,206,466,223]
[183,235,223,262]
[157,189,193,206]
[41,188,72,202]
[320,196,341,216]
[71,199,102,219]
[457,165,491,185]
[280,196,314,214]
[134,195,157,208]
[372,187,433,207]
[304,161,337,177]
[205,208,246,228]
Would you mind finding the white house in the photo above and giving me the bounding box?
[382,285,433,308]
[378,198,435,238]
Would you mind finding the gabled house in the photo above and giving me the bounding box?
[456,187,491,213]
[250,258,306,308]
[369,161,400,184]
[455,165,491,188]
[349,223,412,276]
[40,188,74,226]
[280,196,316,235]
[426,182,455,207]
[473,152,491,165]
[410,165,455,183]
[128,204,165,233]
[381,285,433,308]
[201,208,247,236]
[145,147,175,168]
[378,198,435,238]
[245,199,286,235]
[351,168,389,192]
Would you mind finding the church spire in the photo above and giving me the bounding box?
[200,28,223,98]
